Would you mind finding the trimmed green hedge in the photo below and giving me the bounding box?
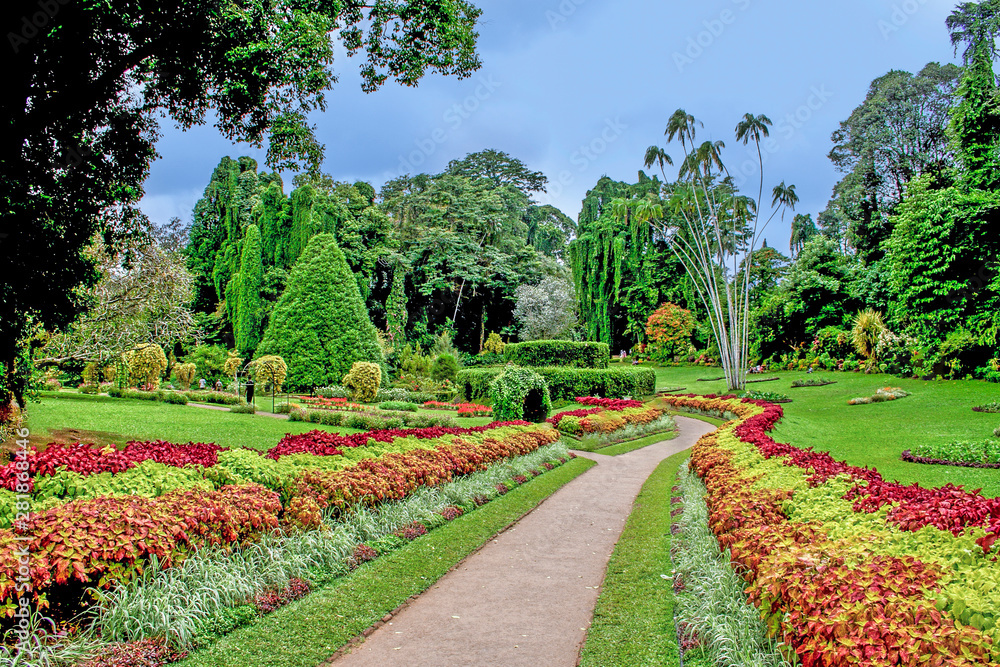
[457,366,655,403]
[502,341,610,369]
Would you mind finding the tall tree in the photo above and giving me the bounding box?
[0,0,483,412]
[790,214,819,256]
[234,225,264,357]
[823,63,961,262]
[256,234,384,390]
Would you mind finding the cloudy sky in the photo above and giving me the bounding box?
[140,0,962,253]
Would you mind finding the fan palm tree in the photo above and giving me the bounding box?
[643,146,674,182]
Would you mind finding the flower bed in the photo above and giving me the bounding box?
[790,377,836,388]
[422,401,492,417]
[848,386,910,405]
[973,402,1000,413]
[0,421,560,622]
[904,439,1000,468]
[297,396,368,412]
[657,393,1000,666]
[546,397,661,437]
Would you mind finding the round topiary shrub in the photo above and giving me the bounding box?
[343,361,382,403]
[489,366,552,423]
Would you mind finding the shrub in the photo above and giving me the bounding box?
[124,343,168,389]
[431,353,459,382]
[645,302,696,362]
[249,355,287,392]
[107,386,125,398]
[182,344,229,385]
[378,401,419,412]
[79,384,100,395]
[173,362,197,391]
[342,361,382,403]
[461,352,504,367]
[163,392,189,405]
[316,385,350,399]
[256,234,384,390]
[973,402,1000,413]
[81,361,100,386]
[457,366,656,403]
[43,378,62,391]
[230,401,256,414]
[483,332,505,355]
[503,341,610,369]
[995,425,1000,438]
[274,402,294,414]
[489,366,552,423]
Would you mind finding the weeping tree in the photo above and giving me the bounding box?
[613,110,797,390]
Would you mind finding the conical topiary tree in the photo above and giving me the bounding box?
[256,234,384,390]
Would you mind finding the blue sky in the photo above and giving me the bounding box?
[140,0,962,254]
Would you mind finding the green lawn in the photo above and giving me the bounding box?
[22,393,362,452]
[653,367,1000,498]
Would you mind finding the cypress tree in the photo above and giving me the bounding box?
[256,233,385,390]
[234,225,264,356]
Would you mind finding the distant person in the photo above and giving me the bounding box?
[215,379,223,392]
[245,377,255,404]
[619,350,626,362]
[199,378,206,390]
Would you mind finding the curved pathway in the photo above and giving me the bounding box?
[329,416,715,667]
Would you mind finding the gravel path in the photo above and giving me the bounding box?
[329,416,715,667]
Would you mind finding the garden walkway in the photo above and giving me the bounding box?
[329,416,715,667]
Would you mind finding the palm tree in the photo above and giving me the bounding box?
[643,146,674,181]
[637,109,796,390]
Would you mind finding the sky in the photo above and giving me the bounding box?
[139,0,963,254]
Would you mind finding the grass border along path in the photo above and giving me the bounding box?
[579,448,692,667]
[177,457,596,667]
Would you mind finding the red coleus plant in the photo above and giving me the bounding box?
[574,396,644,410]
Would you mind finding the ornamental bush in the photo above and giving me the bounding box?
[124,344,168,389]
[502,341,609,369]
[431,353,459,382]
[173,363,197,391]
[483,332,505,355]
[458,366,655,403]
[489,366,552,423]
[256,234,384,390]
[248,355,287,392]
[342,362,382,403]
[645,302,696,362]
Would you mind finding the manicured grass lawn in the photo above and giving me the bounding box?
[176,457,596,667]
[654,367,1000,498]
[579,448,690,667]
[23,393,363,452]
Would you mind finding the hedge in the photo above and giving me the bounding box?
[502,341,610,369]
[457,366,655,403]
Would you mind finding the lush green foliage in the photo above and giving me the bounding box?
[489,366,552,423]
[458,366,656,403]
[233,225,264,356]
[502,341,610,368]
[911,439,1000,465]
[256,235,384,390]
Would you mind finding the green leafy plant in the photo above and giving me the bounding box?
[503,341,610,369]
[342,361,382,403]
[431,353,459,383]
[377,401,419,412]
[458,366,655,403]
[489,366,552,423]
